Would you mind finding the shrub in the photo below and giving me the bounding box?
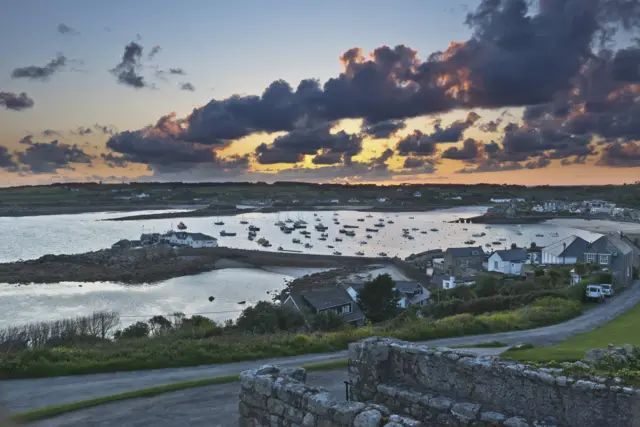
[567,282,588,301]
[422,290,569,319]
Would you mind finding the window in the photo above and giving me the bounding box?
[599,254,609,265]
[494,261,499,269]
[460,260,470,267]
[339,304,352,314]
[585,253,596,263]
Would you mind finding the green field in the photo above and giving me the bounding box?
[505,302,640,362]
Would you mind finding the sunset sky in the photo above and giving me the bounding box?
[1,0,639,186]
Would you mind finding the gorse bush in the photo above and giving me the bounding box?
[0,297,582,380]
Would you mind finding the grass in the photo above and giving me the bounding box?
[0,297,582,380]
[451,341,508,349]
[7,359,349,424]
[504,302,640,362]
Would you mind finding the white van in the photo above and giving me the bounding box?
[600,284,614,297]
[585,285,605,302]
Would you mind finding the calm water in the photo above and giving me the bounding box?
[0,207,604,328]
[0,206,602,262]
[0,267,329,329]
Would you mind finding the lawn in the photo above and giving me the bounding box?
[504,302,640,362]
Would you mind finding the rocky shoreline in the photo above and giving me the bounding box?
[0,246,380,285]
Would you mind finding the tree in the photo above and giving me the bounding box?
[236,301,305,334]
[148,315,172,334]
[114,322,150,340]
[357,274,399,323]
[475,274,500,298]
[312,310,345,332]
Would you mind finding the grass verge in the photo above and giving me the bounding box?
[504,302,640,362]
[7,359,349,424]
[451,341,508,349]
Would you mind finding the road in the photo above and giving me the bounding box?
[1,280,638,416]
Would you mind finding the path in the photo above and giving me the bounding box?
[1,280,638,415]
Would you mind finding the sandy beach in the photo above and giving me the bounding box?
[544,218,640,234]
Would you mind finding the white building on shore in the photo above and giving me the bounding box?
[163,232,218,248]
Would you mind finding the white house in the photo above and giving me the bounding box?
[135,192,150,199]
[164,232,218,248]
[413,191,422,198]
[442,276,475,289]
[348,198,360,203]
[377,197,389,203]
[488,248,529,275]
[346,281,430,308]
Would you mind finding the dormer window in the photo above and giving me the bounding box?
[339,304,352,314]
[599,254,609,265]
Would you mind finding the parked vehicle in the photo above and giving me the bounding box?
[600,284,614,297]
[585,285,605,302]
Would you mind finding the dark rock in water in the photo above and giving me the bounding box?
[208,296,215,302]
[79,284,83,287]
[238,300,246,304]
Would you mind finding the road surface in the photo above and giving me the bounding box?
[1,280,638,416]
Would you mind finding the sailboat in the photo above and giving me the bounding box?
[240,214,248,225]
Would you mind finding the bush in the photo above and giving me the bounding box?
[422,290,569,319]
[311,311,345,332]
[567,282,588,302]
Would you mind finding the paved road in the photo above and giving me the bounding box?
[1,280,638,415]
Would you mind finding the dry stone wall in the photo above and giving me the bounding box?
[238,365,421,427]
[348,337,640,427]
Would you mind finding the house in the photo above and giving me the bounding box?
[284,288,366,326]
[377,197,389,203]
[442,246,485,277]
[542,235,590,264]
[346,281,429,309]
[583,234,635,287]
[488,248,529,275]
[348,198,360,203]
[395,281,430,308]
[527,246,542,264]
[620,233,640,269]
[413,191,422,198]
[163,231,218,248]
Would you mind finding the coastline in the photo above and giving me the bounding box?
[0,204,205,218]
[543,218,640,234]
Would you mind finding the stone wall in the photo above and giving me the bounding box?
[348,337,640,427]
[238,365,421,427]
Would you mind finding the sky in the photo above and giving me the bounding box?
[1,0,640,186]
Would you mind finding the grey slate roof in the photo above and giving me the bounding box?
[494,248,528,262]
[301,288,354,311]
[587,234,634,255]
[166,231,216,241]
[395,281,424,294]
[544,235,590,257]
[446,246,484,257]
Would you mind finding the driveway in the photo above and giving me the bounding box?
[1,280,638,415]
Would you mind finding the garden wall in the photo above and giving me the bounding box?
[348,337,640,427]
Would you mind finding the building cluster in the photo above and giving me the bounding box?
[410,232,639,291]
[112,231,218,249]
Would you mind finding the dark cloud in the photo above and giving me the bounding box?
[101,153,129,168]
[169,68,186,75]
[18,135,34,145]
[148,45,161,60]
[597,142,640,167]
[441,138,481,161]
[396,131,437,156]
[370,148,394,166]
[104,0,640,174]
[0,146,17,169]
[0,92,34,111]
[361,119,406,139]
[16,140,93,174]
[94,124,117,135]
[76,126,93,136]
[42,129,61,137]
[401,157,438,173]
[11,54,67,81]
[611,47,640,82]
[180,82,195,92]
[311,151,344,165]
[458,159,524,174]
[110,42,146,88]
[57,23,78,35]
[255,124,362,165]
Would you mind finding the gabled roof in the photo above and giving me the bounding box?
[544,235,590,257]
[166,231,216,241]
[301,288,354,310]
[445,246,484,258]
[587,234,634,255]
[394,281,424,294]
[493,248,528,262]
